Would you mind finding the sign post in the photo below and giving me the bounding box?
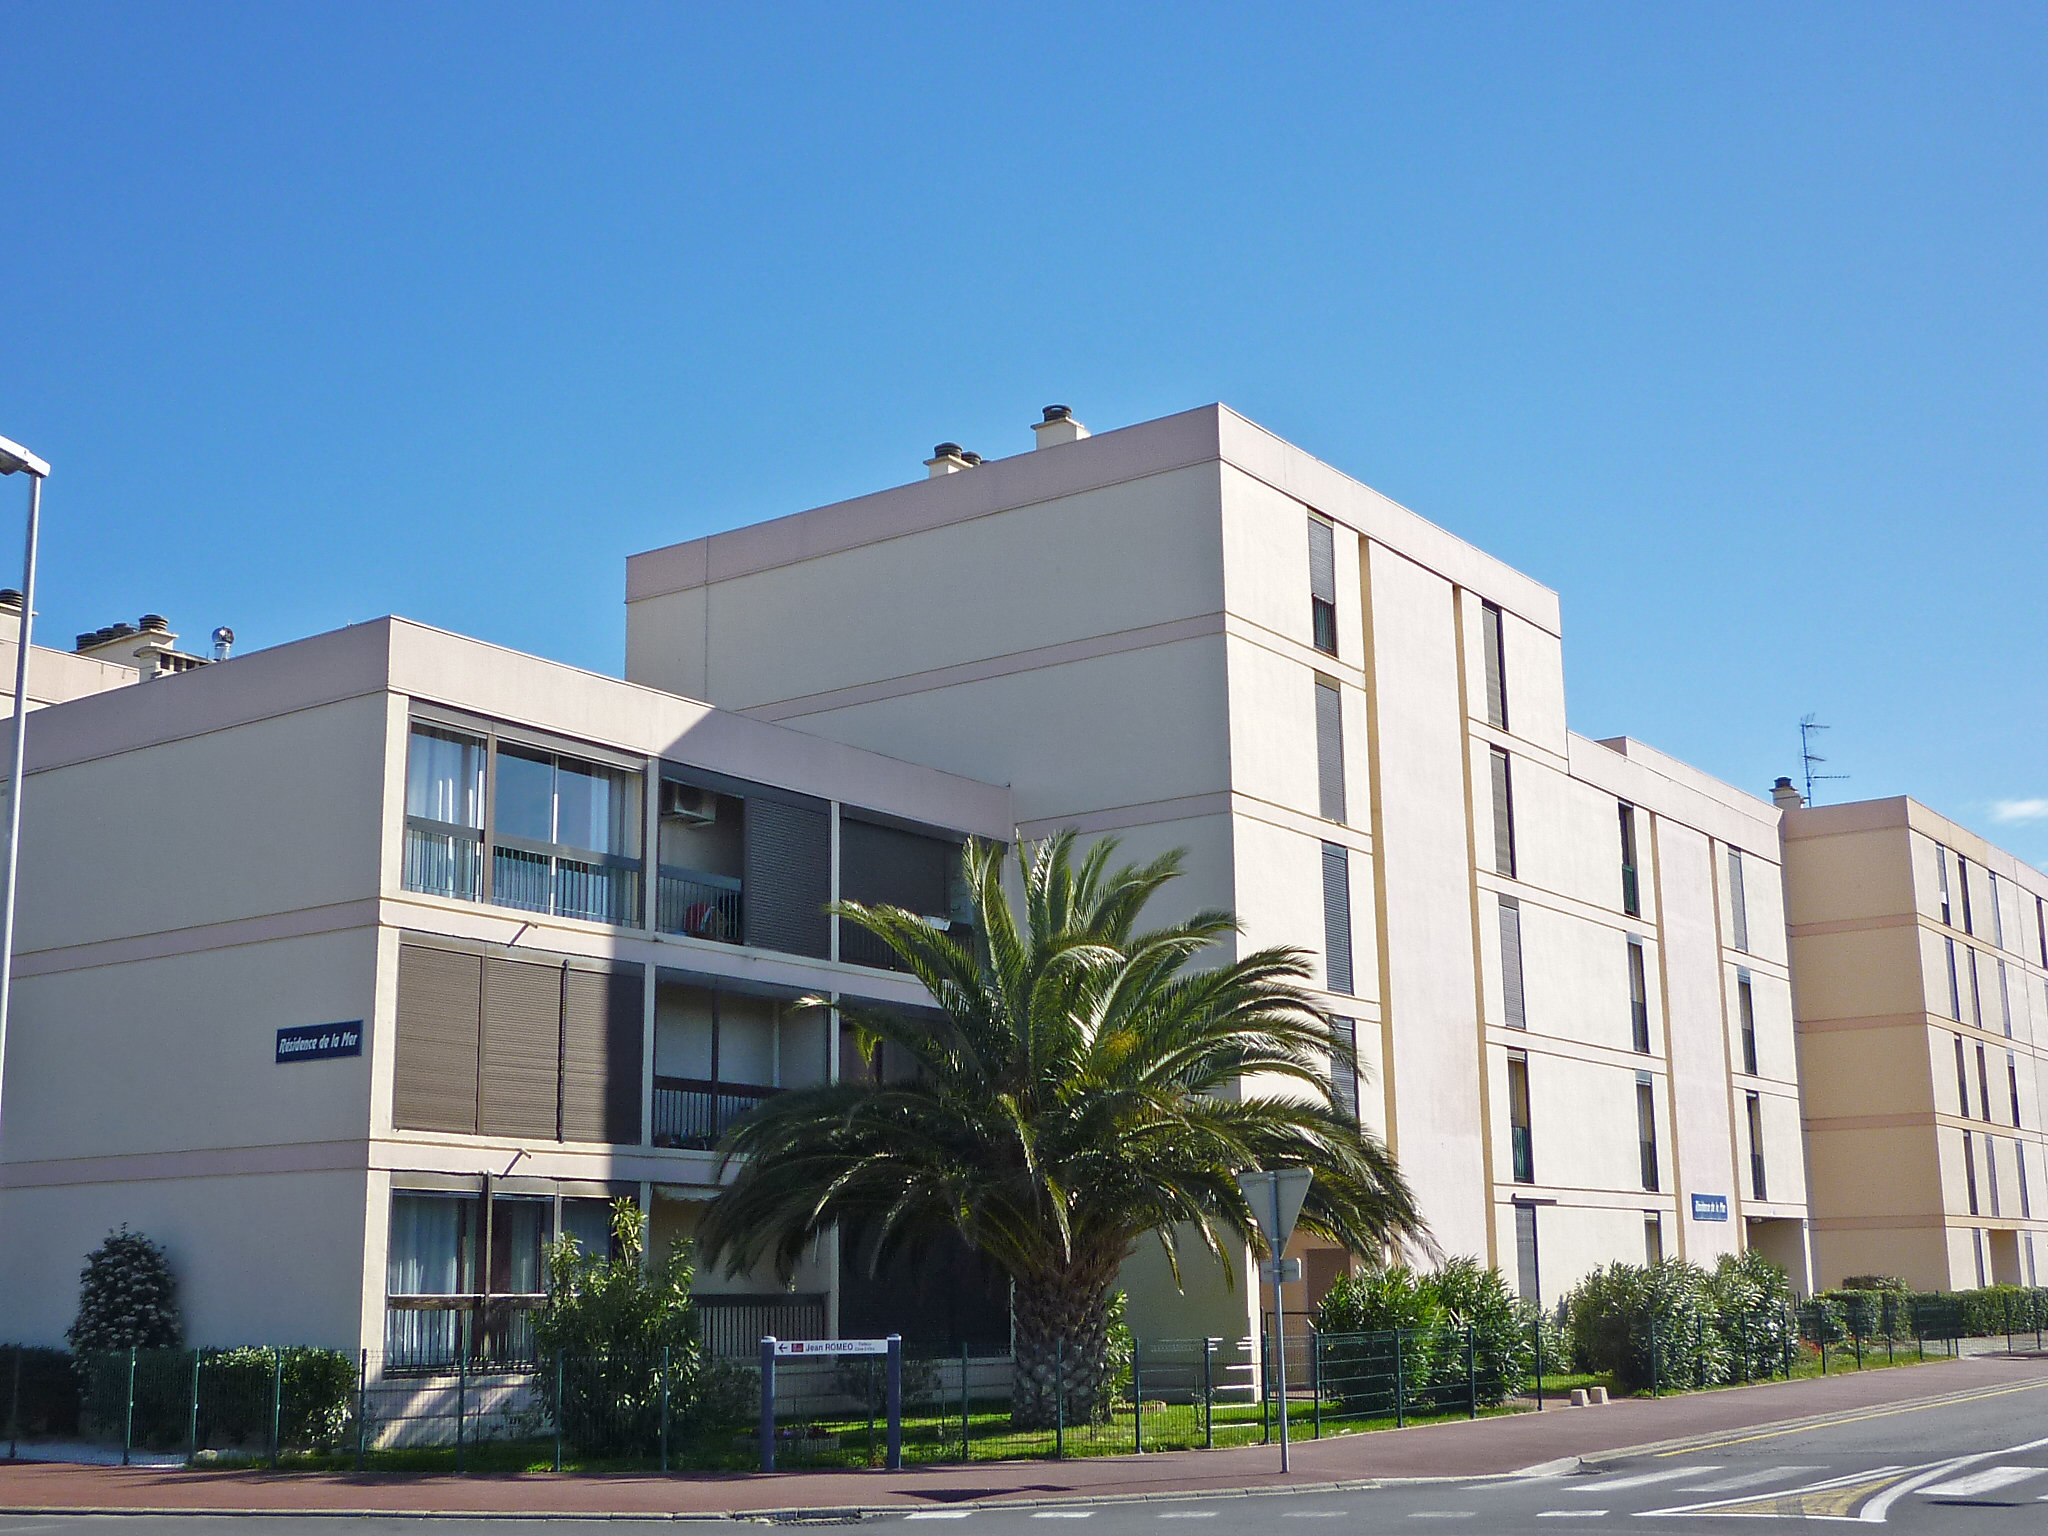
[1237,1167,1312,1473]
[761,1337,896,1474]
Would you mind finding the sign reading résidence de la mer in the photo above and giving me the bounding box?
[1691,1193,1730,1222]
[275,1022,364,1064]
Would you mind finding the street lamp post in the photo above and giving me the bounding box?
[0,435,50,1147]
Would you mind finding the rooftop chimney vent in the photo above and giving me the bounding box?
[1771,776,1805,811]
[212,626,235,661]
[139,613,169,634]
[924,442,974,478]
[0,590,20,611]
[1032,404,1089,448]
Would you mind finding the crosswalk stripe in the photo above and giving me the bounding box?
[1678,1464,1822,1492]
[905,1515,971,1522]
[1565,1468,1697,1492]
[1919,1465,2048,1498]
[1536,1510,1607,1518]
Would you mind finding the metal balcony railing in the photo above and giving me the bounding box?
[657,867,743,944]
[694,1293,829,1357]
[404,818,484,900]
[652,1077,779,1150]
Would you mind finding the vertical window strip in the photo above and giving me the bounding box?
[1321,842,1354,996]
[1644,1212,1664,1267]
[1618,803,1641,917]
[1480,599,1508,730]
[1936,844,1952,927]
[1489,747,1517,878]
[1628,939,1650,1053]
[1959,856,1975,935]
[2021,1142,2033,1220]
[1330,1016,1360,1123]
[1737,971,1758,1075]
[1990,871,2005,949]
[1637,1075,1660,1192]
[2009,1052,2024,1128]
[1969,948,1985,1029]
[1308,517,1338,657]
[1747,1091,1767,1200]
[1974,1227,1987,1287]
[1727,847,1749,953]
[1955,1035,1972,1118]
[1507,1053,1533,1184]
[1964,1130,1980,1215]
[1500,895,1526,1030]
[1999,961,2013,1037]
[1314,677,1347,823]
[1988,1132,2002,1216]
[1947,938,1963,1021]
[1978,1045,1994,1124]
[1514,1204,1540,1301]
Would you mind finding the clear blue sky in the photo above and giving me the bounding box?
[6,4,2044,859]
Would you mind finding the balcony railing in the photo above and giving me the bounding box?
[652,1076,779,1150]
[840,917,975,973]
[1510,1126,1534,1185]
[694,1293,828,1358]
[384,1294,545,1371]
[491,835,642,925]
[658,867,743,944]
[404,818,484,900]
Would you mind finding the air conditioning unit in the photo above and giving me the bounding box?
[661,780,717,825]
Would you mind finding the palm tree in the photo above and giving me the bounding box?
[697,831,1426,1428]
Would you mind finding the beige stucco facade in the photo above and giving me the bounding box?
[1782,795,2048,1291]
[623,404,1813,1331]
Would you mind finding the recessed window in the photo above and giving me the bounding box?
[1746,1091,1767,1201]
[1308,517,1338,656]
[1330,1016,1360,1124]
[1726,847,1749,953]
[1737,971,1758,1075]
[1636,1074,1660,1192]
[1964,1131,1980,1215]
[1322,842,1354,995]
[1489,748,1517,878]
[1314,676,1347,823]
[1500,895,1526,1030]
[403,725,487,900]
[1955,1034,1972,1117]
[1618,803,1641,917]
[1644,1212,1664,1267]
[1507,1053,1534,1184]
[1977,1044,1994,1124]
[1628,939,1650,1053]
[1480,600,1508,730]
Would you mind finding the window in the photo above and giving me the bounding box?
[386,1191,583,1368]
[2009,1052,2024,1128]
[1308,517,1338,656]
[1628,939,1650,1053]
[2021,1143,2033,1220]
[1958,855,1975,934]
[839,813,969,970]
[1726,848,1749,953]
[1500,895,1526,1029]
[1489,747,1517,877]
[1314,677,1347,823]
[386,1192,474,1366]
[404,724,487,900]
[1514,1203,1541,1303]
[1954,1034,1972,1117]
[1507,1054,1534,1184]
[1974,1227,1988,1287]
[1638,1073,1654,1196]
[1637,1073,1660,1192]
[1746,1091,1767,1201]
[1989,871,2006,949]
[1737,970,1758,1075]
[1968,948,1984,1029]
[1937,844,1952,926]
[1322,842,1354,995]
[1330,1017,1360,1123]
[1999,961,2013,1037]
[1618,803,1641,917]
[1988,1134,2002,1215]
[2038,896,2047,968]
[1480,599,1508,729]
[1946,938,1963,1021]
[1964,1131,1980,1215]
[493,745,644,925]
[1644,1212,1664,1267]
[1977,1045,1994,1123]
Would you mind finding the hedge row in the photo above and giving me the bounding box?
[1811,1282,2048,1341]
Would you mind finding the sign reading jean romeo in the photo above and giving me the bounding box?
[275,1022,364,1064]
[1691,1193,1730,1222]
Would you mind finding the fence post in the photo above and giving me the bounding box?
[1534,1314,1544,1411]
[1738,1310,1748,1385]
[885,1335,903,1472]
[270,1348,283,1469]
[10,1345,23,1460]
[1819,1311,1827,1375]
[1393,1328,1405,1428]
[123,1347,136,1467]
[354,1349,366,1472]
[188,1349,202,1464]
[1648,1310,1659,1399]
[960,1341,971,1463]
[759,1336,776,1473]
[1854,1321,1862,1371]
[1466,1324,1476,1420]
[1054,1338,1064,1461]
[454,1336,467,1474]
[660,1344,671,1474]
[553,1350,564,1473]
[2005,1292,2013,1354]
[1260,1328,1270,1444]
[1313,1332,1323,1438]
[866,1356,877,1468]
[1203,1338,1214,1449]
[1131,1338,1142,1455]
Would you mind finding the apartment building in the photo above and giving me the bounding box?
[1781,793,2048,1290]
[623,403,1811,1337]
[0,616,1011,1356]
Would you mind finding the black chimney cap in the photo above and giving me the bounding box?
[932,442,963,459]
[0,589,20,609]
[1042,405,1071,422]
[1773,777,1796,790]
[960,451,983,466]
[139,614,169,633]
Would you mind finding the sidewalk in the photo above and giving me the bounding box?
[4,1352,2047,1517]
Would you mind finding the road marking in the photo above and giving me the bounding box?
[1650,1378,2048,1458]
[1157,1514,1218,1520]
[1281,1513,1347,1519]
[1568,1468,1697,1492]
[1537,1513,1609,1519]
[1031,1514,1094,1520]
[906,1516,972,1522]
[1408,1513,1475,1519]
[1637,1466,1907,1520]
[1680,1465,1823,1492]
[1919,1465,2048,1498]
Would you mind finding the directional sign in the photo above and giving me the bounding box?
[772,1338,890,1356]
[1237,1167,1313,1260]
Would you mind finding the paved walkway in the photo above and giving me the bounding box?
[5,1352,2047,1517]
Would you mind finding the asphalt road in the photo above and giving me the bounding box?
[3,1374,2045,1534]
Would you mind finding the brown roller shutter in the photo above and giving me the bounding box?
[563,964,644,1145]
[480,955,563,1140]
[394,944,481,1133]
[743,799,832,957]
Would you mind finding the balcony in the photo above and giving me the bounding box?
[695,1293,828,1358]
[652,1076,779,1151]
[404,818,483,901]
[658,867,744,944]
[492,836,642,925]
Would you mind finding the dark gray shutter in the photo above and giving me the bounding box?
[394,944,481,1134]
[840,817,952,915]
[1330,1016,1360,1122]
[479,956,563,1141]
[1727,847,1749,952]
[562,964,644,1145]
[1314,678,1346,823]
[1490,747,1516,877]
[1514,1204,1540,1303]
[743,798,832,957]
[1481,601,1508,730]
[1308,518,1336,603]
[1322,842,1353,995]
[1499,895,1525,1029]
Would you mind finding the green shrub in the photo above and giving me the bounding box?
[68,1228,181,1353]
[1563,1261,1729,1393]
[1314,1264,1442,1411]
[1427,1257,1534,1407]
[1709,1252,1795,1378]
[1,1345,81,1437]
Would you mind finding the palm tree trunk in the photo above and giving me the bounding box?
[1011,1266,1118,1429]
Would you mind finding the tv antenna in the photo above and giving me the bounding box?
[1800,715,1849,805]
